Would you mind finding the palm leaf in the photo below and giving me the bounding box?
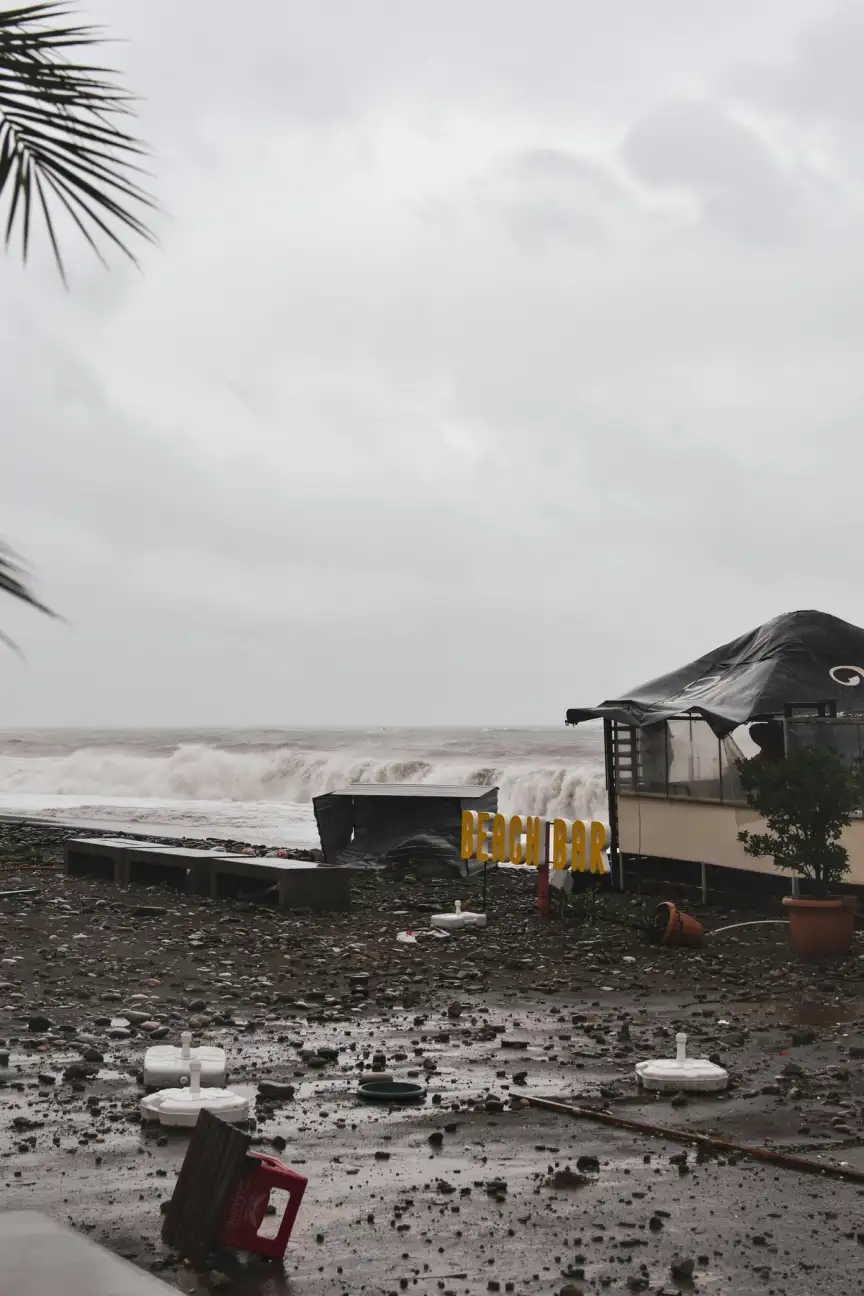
[0,543,58,652]
[0,1,155,279]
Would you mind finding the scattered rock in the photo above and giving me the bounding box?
[257,1081,295,1101]
[671,1255,695,1280]
[548,1168,590,1190]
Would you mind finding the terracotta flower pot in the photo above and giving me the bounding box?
[654,901,704,948]
[782,895,857,959]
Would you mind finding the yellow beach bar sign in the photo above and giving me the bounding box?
[460,811,610,874]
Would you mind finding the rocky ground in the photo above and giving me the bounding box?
[2,818,864,1296]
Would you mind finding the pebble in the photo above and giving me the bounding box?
[670,1256,695,1280]
[257,1081,296,1100]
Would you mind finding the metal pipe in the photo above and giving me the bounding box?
[523,1095,864,1184]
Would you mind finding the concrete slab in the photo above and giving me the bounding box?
[64,837,357,911]
[0,1211,172,1294]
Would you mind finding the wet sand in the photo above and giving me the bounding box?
[2,819,864,1295]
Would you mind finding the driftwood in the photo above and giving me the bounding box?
[524,1095,864,1185]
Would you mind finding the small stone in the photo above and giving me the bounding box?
[132,906,168,917]
[792,1028,816,1046]
[63,1062,99,1082]
[447,1002,463,1019]
[670,1255,695,1280]
[257,1081,295,1101]
[28,1016,52,1033]
[37,1072,57,1085]
[575,1155,599,1174]
[549,1168,589,1190]
[670,1092,689,1108]
[428,1131,444,1147]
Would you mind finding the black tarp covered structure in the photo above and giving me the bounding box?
[312,783,498,874]
[566,610,864,737]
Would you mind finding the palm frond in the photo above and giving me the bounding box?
[0,2,156,279]
[0,542,58,653]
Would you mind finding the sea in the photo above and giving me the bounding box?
[0,726,607,846]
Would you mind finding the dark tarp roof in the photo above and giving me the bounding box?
[566,610,864,737]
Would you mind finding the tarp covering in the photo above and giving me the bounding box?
[566,610,864,737]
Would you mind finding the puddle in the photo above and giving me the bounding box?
[789,1000,859,1027]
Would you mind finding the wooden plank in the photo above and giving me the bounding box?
[161,1109,253,1266]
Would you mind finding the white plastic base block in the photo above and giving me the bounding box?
[431,903,487,931]
[140,1059,249,1127]
[635,1033,728,1094]
[143,1032,226,1089]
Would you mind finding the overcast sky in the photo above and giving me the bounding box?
[1,0,862,727]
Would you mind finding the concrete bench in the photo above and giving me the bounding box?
[0,1211,172,1295]
[209,855,354,911]
[64,838,214,893]
[64,838,356,911]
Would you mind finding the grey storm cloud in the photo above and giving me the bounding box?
[1,0,863,726]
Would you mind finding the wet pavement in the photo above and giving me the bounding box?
[2,820,864,1294]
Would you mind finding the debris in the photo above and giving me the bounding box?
[525,1096,864,1184]
[140,1058,249,1126]
[548,1167,591,1190]
[257,1081,296,1101]
[162,1108,307,1264]
[143,1031,227,1088]
[651,902,704,948]
[636,1033,728,1093]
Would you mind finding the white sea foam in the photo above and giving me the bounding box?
[0,727,607,843]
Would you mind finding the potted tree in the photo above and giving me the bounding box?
[737,745,863,958]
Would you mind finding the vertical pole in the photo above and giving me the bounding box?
[604,719,623,892]
[537,820,550,920]
[700,860,708,905]
[482,859,488,912]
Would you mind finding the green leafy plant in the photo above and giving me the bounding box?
[0,542,57,649]
[0,2,155,279]
[737,745,864,894]
[1,4,155,641]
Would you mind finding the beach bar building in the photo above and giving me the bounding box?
[567,610,864,900]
